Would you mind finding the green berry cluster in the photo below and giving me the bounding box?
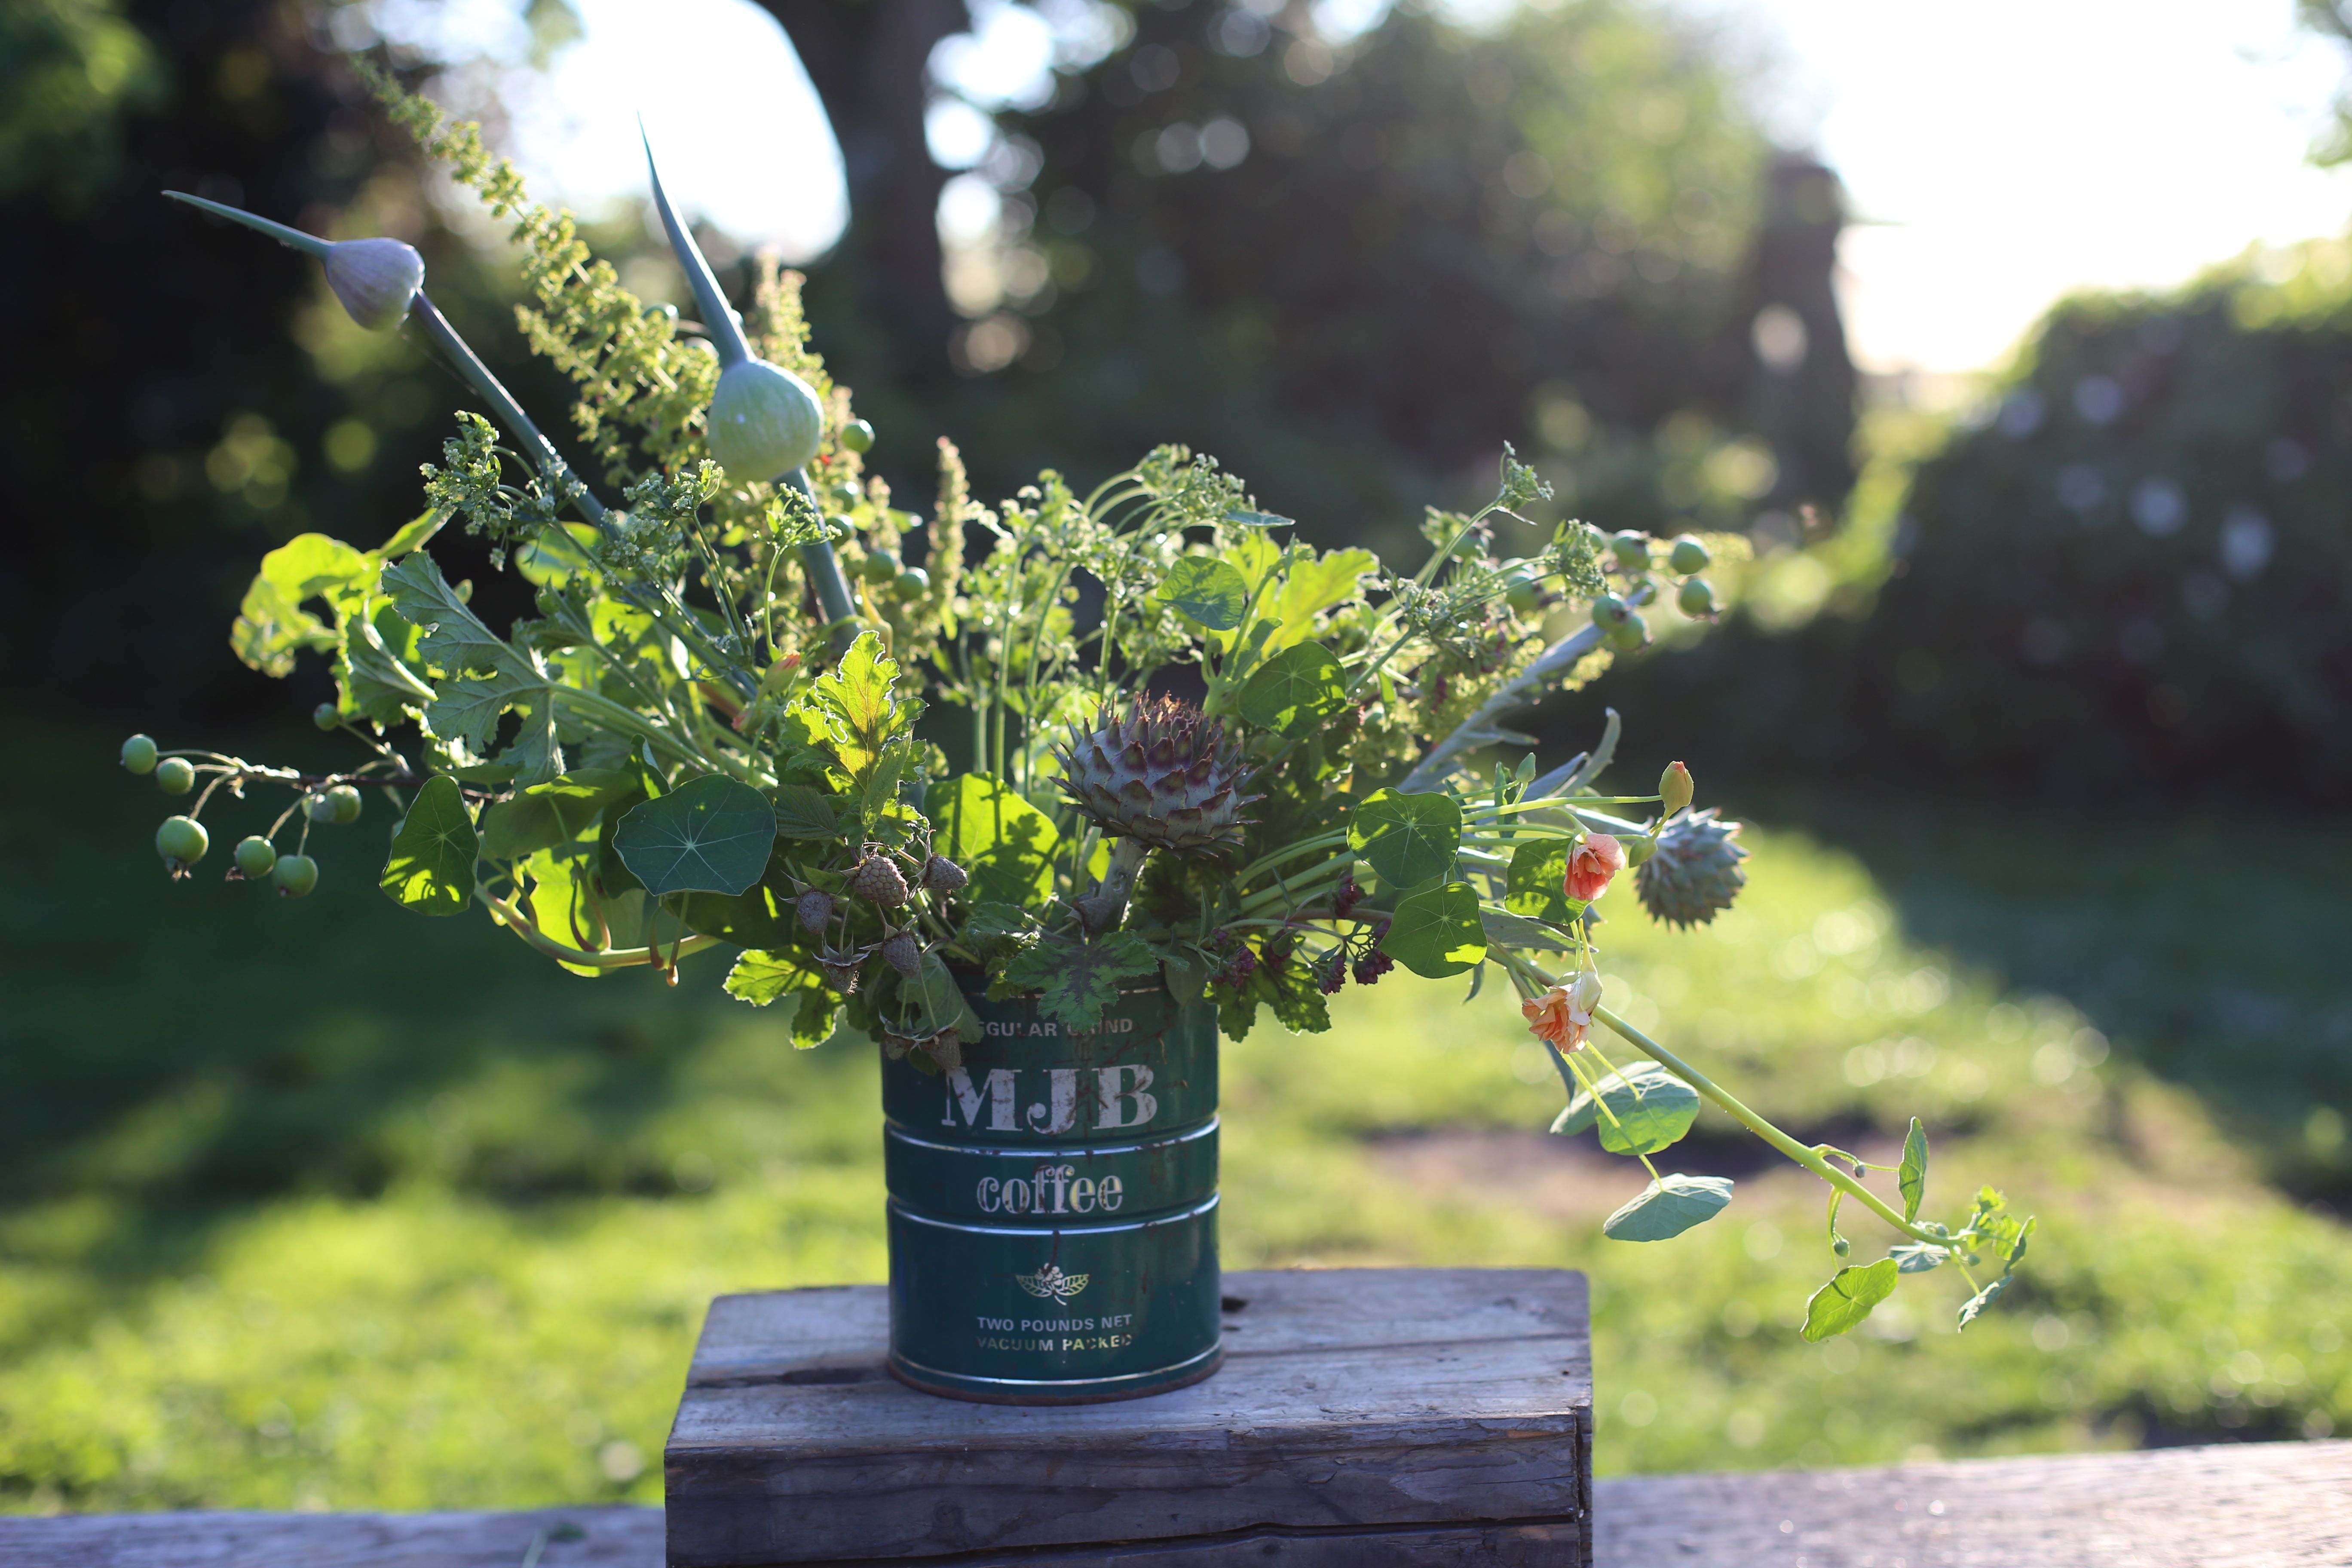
[1586,530,1719,652]
[121,732,369,897]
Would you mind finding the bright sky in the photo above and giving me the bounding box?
[473,0,2352,377]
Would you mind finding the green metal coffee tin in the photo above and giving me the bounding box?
[880,980,1221,1403]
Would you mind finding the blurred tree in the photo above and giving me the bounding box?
[908,0,1854,552]
[1590,245,2352,807]
[755,0,964,383]
[0,0,595,725]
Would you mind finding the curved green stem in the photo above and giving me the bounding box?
[1594,1005,1943,1246]
[475,883,722,969]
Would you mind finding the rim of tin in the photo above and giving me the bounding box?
[881,1115,1219,1158]
[888,1340,1224,1405]
[887,1190,1219,1237]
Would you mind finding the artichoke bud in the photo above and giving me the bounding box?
[1634,808,1749,928]
[706,358,825,480]
[324,238,424,331]
[1660,760,1694,817]
[1052,695,1260,857]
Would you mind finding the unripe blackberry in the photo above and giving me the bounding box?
[156,757,196,795]
[121,735,158,775]
[1669,535,1711,575]
[1610,531,1651,570]
[1589,594,1631,631]
[1677,577,1717,619]
[851,853,909,909]
[796,889,836,935]
[879,932,923,978]
[1606,612,1649,652]
[921,854,968,896]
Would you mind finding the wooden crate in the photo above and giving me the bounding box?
[664,1267,1591,1566]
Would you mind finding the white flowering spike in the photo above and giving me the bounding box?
[165,192,422,330]
[643,133,823,480]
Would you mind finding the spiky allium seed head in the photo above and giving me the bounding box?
[1634,808,1749,928]
[1051,695,1259,856]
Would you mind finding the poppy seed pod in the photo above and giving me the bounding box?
[324,238,425,330]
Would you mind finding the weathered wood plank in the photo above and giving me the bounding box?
[665,1268,1593,1565]
[4,1440,2346,1564]
[0,1506,662,1568]
[1592,1438,2352,1567]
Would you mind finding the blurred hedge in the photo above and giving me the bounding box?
[1586,241,2352,808]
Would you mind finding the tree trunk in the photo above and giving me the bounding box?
[758,0,964,381]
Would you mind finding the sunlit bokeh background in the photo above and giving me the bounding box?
[4,0,2350,1517]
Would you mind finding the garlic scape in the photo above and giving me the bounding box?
[165,192,423,331]
[643,131,857,644]
[642,134,823,482]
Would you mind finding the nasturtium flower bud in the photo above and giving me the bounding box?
[156,757,196,795]
[1677,577,1717,619]
[1611,530,1651,570]
[1660,760,1694,817]
[1669,535,1712,575]
[840,418,876,454]
[121,735,158,775]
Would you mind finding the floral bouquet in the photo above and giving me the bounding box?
[122,74,2029,1341]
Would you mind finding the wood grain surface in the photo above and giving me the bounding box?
[665,1268,1594,1565]
[3,1440,2345,1564]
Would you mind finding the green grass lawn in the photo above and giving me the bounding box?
[2,717,2346,1513]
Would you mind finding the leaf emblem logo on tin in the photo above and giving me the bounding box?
[1015,1264,1089,1302]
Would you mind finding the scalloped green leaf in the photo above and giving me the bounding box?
[1237,641,1348,738]
[1158,557,1251,630]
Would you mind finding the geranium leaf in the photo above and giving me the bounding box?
[1237,641,1348,738]
[925,773,1060,905]
[1158,557,1251,630]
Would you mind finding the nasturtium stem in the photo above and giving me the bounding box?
[475,884,722,969]
[1594,1005,1943,1247]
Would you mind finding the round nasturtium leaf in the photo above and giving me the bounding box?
[1348,789,1462,891]
[611,774,778,897]
[1377,880,1486,978]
